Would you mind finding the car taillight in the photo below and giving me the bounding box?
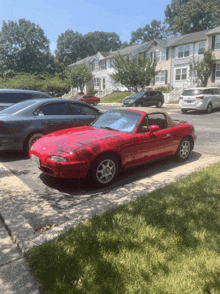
[196,96,204,99]
[179,96,183,100]
[0,121,3,127]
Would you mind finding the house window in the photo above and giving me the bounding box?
[198,42,205,54]
[216,63,220,79]
[110,58,115,68]
[215,35,220,49]
[145,52,152,61]
[94,78,99,88]
[178,45,190,58]
[175,68,187,80]
[156,50,166,61]
[171,48,176,58]
[100,60,106,70]
[92,59,99,71]
[103,78,105,89]
[155,71,166,84]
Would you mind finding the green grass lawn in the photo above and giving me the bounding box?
[100,92,132,103]
[29,162,220,294]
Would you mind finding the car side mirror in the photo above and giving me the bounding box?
[149,125,160,133]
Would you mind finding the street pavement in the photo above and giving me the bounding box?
[0,103,220,293]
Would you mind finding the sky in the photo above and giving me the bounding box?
[0,0,171,55]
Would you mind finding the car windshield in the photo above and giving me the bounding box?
[0,100,38,114]
[75,96,83,99]
[91,109,142,133]
[129,92,145,99]
[182,89,204,96]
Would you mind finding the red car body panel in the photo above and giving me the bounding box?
[75,95,100,105]
[29,109,196,178]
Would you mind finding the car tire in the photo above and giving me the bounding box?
[157,101,163,108]
[175,137,191,161]
[181,109,187,114]
[25,132,44,153]
[93,101,98,106]
[206,103,212,114]
[89,154,119,187]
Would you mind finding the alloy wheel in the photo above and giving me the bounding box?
[96,158,116,184]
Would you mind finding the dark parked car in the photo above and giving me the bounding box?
[122,91,164,108]
[0,98,102,153]
[55,92,65,97]
[75,95,100,106]
[0,89,53,111]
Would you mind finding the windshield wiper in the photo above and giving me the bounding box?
[99,126,119,132]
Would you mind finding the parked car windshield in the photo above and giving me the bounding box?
[130,92,145,99]
[75,96,83,99]
[182,89,204,96]
[0,100,38,114]
[91,109,142,133]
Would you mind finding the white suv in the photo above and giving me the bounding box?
[179,87,220,114]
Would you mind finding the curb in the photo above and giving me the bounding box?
[98,103,179,108]
[1,153,220,254]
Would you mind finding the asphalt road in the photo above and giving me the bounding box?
[0,105,219,214]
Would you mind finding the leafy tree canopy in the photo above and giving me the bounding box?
[83,31,121,56]
[190,48,215,87]
[111,54,157,92]
[130,19,166,44]
[67,63,93,93]
[55,30,121,65]
[55,30,87,65]
[0,19,53,76]
[164,0,220,35]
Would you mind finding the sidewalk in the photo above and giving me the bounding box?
[0,151,220,293]
[0,220,40,294]
[99,102,179,108]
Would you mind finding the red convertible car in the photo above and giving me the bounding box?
[29,108,196,187]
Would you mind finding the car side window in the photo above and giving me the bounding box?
[69,103,99,115]
[32,93,50,98]
[203,89,213,95]
[148,113,167,129]
[144,92,150,97]
[150,91,157,97]
[212,89,219,94]
[37,103,70,115]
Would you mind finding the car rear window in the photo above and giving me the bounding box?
[182,89,214,96]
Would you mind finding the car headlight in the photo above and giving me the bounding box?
[50,156,67,162]
[30,145,33,150]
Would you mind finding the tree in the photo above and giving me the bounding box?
[111,54,157,92]
[0,19,52,75]
[68,63,93,93]
[190,48,215,86]
[83,31,121,56]
[130,19,166,44]
[55,30,87,65]
[164,0,220,35]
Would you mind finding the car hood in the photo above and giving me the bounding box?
[32,126,130,155]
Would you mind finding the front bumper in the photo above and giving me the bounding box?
[30,151,91,178]
[39,161,91,178]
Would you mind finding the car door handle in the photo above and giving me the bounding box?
[166,134,171,137]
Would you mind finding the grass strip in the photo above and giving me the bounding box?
[29,162,220,294]
[100,92,132,103]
